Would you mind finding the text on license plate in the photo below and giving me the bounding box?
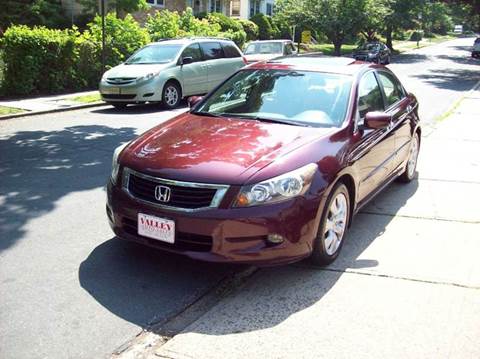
[137,213,175,243]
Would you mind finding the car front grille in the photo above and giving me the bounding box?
[123,168,229,211]
[106,77,137,85]
[122,217,213,252]
[102,94,136,100]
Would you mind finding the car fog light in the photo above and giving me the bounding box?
[267,234,285,244]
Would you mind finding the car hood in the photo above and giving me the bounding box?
[121,113,335,185]
[104,63,171,79]
[244,53,282,63]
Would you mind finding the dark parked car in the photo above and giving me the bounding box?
[353,42,391,64]
[472,37,480,58]
[107,56,420,266]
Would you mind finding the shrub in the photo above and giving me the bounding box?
[1,25,77,95]
[145,10,180,41]
[409,30,423,42]
[250,13,273,40]
[207,12,243,32]
[178,8,221,36]
[238,19,259,41]
[219,29,247,48]
[84,13,150,69]
[272,17,291,39]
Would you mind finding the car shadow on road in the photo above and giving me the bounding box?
[78,177,419,335]
[78,238,239,328]
[0,125,137,252]
[93,102,188,115]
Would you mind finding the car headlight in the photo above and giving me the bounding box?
[137,72,158,82]
[368,53,376,58]
[234,163,317,207]
[111,142,130,185]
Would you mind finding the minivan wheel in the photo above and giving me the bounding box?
[310,183,350,266]
[398,133,420,183]
[162,81,181,109]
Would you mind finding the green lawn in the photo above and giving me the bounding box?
[0,105,25,115]
[304,44,358,56]
[71,93,102,103]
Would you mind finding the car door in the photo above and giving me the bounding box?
[350,71,396,203]
[179,43,208,96]
[377,71,415,172]
[199,42,229,91]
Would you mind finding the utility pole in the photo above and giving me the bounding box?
[101,0,106,75]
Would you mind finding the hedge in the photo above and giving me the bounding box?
[1,25,78,95]
[238,19,259,41]
[250,13,273,40]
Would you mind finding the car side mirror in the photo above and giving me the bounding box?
[188,96,204,108]
[364,111,392,129]
[181,56,193,65]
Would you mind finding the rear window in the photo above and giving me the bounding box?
[222,42,242,58]
[200,42,224,60]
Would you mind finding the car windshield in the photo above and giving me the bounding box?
[194,69,352,128]
[125,44,182,64]
[245,42,283,55]
[360,43,380,51]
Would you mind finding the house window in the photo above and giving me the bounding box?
[209,0,222,13]
[231,0,240,16]
[266,2,273,16]
[146,0,165,7]
[250,0,261,17]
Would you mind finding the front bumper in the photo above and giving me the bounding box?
[106,180,324,266]
[99,79,162,103]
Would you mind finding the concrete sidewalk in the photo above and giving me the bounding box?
[149,88,480,358]
[0,90,102,113]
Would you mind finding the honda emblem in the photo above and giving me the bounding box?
[155,185,171,203]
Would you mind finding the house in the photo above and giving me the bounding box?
[62,0,274,24]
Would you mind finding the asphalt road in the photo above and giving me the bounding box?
[0,37,478,359]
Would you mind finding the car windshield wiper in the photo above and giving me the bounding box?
[191,111,222,118]
[247,116,308,127]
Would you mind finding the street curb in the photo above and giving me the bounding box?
[0,101,106,121]
[111,266,259,358]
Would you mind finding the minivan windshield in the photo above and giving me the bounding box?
[245,42,283,55]
[194,69,352,127]
[125,44,182,64]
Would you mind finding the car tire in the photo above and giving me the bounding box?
[162,81,182,109]
[398,132,420,183]
[310,183,350,266]
[111,103,128,110]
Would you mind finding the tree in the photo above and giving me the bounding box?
[305,0,368,56]
[383,0,423,50]
[361,0,391,41]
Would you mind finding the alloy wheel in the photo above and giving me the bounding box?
[324,192,348,255]
[164,85,179,107]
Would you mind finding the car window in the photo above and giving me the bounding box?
[284,43,293,55]
[377,72,404,108]
[200,42,224,60]
[357,71,384,119]
[244,42,283,55]
[222,42,242,58]
[181,43,203,63]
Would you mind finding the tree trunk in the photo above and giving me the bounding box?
[333,41,342,56]
[385,24,393,51]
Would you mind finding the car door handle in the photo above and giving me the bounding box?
[406,104,413,112]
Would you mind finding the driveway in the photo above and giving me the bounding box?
[0,37,479,359]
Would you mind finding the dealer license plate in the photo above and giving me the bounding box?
[137,213,175,243]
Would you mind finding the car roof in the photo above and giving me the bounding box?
[248,39,292,43]
[149,38,235,46]
[247,55,372,75]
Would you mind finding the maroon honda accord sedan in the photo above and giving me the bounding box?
[106,56,421,266]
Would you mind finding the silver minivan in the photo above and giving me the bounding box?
[99,38,246,109]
